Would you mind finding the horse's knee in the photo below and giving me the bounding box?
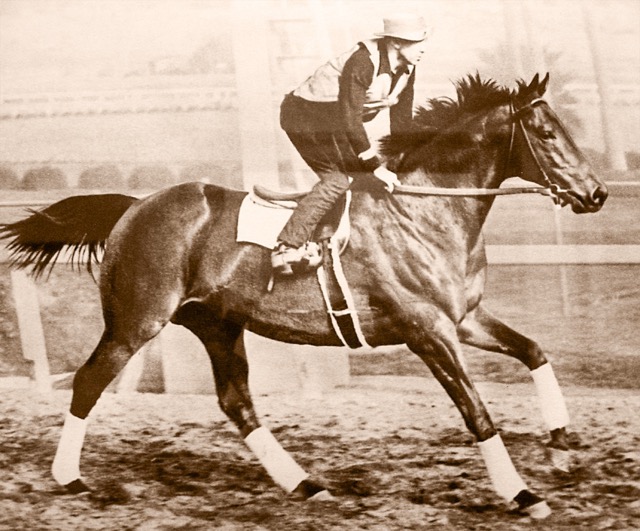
[416,348,497,440]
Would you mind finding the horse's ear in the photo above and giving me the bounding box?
[528,73,540,91]
[538,72,550,96]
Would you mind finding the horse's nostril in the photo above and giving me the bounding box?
[589,185,608,205]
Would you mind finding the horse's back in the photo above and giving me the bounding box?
[105,182,243,253]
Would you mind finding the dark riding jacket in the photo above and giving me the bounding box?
[276,39,418,249]
[280,39,416,170]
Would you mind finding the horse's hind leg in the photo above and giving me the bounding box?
[176,305,331,500]
[51,331,149,491]
[458,304,571,471]
[52,286,175,490]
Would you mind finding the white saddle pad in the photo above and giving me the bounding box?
[236,194,294,249]
[236,191,352,250]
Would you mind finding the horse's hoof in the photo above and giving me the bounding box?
[308,489,334,502]
[523,500,551,519]
[514,490,551,519]
[292,478,332,501]
[549,446,571,473]
[64,478,91,495]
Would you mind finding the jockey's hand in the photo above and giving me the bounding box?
[373,166,400,193]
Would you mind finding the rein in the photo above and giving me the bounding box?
[392,97,554,199]
[394,183,550,197]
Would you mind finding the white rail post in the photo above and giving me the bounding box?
[10,270,52,393]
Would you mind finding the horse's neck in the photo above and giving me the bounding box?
[399,153,504,238]
[403,167,501,192]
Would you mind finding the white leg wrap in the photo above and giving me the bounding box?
[244,426,309,493]
[531,363,570,430]
[478,434,528,502]
[51,412,87,485]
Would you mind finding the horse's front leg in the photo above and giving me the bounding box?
[458,304,571,471]
[404,307,551,519]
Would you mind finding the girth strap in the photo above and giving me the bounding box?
[316,239,370,349]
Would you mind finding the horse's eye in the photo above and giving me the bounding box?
[539,129,556,140]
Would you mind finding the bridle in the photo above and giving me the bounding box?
[511,98,571,204]
[393,97,563,200]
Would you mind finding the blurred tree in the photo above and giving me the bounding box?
[128,165,175,190]
[179,162,235,186]
[0,165,20,190]
[581,3,627,170]
[478,43,582,133]
[22,166,67,190]
[189,36,235,75]
[78,164,125,189]
[480,1,582,135]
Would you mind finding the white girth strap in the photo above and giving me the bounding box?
[317,264,351,348]
[316,236,371,349]
[329,240,371,348]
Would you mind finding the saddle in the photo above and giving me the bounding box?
[253,185,347,243]
[253,185,308,203]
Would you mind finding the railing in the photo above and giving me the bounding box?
[0,86,238,118]
[2,83,639,120]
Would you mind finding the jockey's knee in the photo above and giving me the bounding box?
[317,171,351,194]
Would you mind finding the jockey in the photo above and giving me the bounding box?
[272,13,431,275]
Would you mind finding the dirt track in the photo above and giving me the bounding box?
[1,376,638,530]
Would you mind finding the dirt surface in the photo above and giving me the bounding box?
[1,377,639,531]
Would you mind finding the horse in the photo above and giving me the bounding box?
[1,73,607,519]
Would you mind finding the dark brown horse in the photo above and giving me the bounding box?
[1,74,607,519]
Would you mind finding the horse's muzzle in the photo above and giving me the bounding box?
[589,183,608,209]
[568,181,608,213]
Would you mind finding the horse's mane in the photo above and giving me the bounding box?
[380,73,546,171]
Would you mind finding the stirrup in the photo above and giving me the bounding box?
[271,242,322,276]
[271,244,298,275]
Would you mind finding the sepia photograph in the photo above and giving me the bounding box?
[0,0,638,529]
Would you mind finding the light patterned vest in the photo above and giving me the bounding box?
[293,39,413,117]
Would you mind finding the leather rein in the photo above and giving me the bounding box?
[393,98,555,198]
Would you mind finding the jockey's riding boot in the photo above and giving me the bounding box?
[271,243,301,276]
[271,242,322,276]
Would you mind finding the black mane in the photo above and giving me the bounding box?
[380,73,548,170]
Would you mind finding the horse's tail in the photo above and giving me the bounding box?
[0,193,139,278]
